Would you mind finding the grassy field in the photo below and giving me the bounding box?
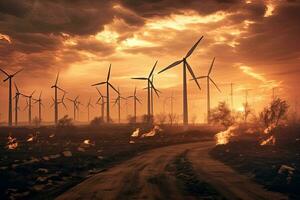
[0,124,217,199]
[210,124,300,200]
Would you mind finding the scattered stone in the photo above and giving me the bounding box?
[62,151,72,157]
[37,168,49,173]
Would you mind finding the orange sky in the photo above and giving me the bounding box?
[0,0,299,123]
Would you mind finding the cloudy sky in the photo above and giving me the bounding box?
[0,0,299,123]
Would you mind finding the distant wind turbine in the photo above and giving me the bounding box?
[127,87,141,123]
[158,36,203,125]
[51,72,66,125]
[192,57,221,123]
[76,98,84,122]
[23,90,36,125]
[132,61,159,123]
[13,83,23,126]
[92,64,119,123]
[67,96,79,120]
[86,97,94,122]
[96,88,106,120]
[51,93,67,119]
[113,87,126,123]
[33,91,44,125]
[0,68,23,126]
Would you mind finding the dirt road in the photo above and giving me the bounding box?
[57,141,288,200]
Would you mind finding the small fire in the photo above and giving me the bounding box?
[49,134,55,138]
[260,135,276,146]
[215,125,237,145]
[7,136,18,150]
[27,136,34,142]
[131,128,140,137]
[141,125,163,138]
[263,124,276,134]
[83,139,91,145]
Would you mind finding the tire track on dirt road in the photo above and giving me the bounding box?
[57,141,288,200]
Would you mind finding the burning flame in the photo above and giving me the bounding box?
[141,125,163,138]
[27,136,34,142]
[83,139,91,145]
[263,124,276,134]
[215,125,237,145]
[131,128,140,137]
[260,135,276,146]
[49,134,55,138]
[7,136,18,150]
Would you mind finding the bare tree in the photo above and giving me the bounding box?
[210,101,235,128]
[260,98,289,127]
[156,113,167,125]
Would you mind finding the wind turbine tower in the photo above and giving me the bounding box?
[158,37,203,125]
[0,68,23,126]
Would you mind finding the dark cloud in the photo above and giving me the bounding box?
[74,39,115,56]
[236,1,300,65]
[120,0,244,17]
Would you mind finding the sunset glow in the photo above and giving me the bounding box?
[0,0,299,124]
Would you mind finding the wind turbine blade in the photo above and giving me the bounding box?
[51,96,55,102]
[55,72,59,85]
[30,90,36,96]
[109,83,119,94]
[186,61,201,90]
[96,87,104,97]
[96,97,102,104]
[39,91,42,99]
[209,77,221,93]
[3,77,10,82]
[208,57,215,75]
[127,96,133,98]
[158,60,182,74]
[148,60,158,78]
[57,86,66,93]
[185,36,204,58]
[92,82,106,86]
[63,102,67,110]
[107,64,111,81]
[0,68,9,76]
[12,68,23,77]
[191,76,207,80]
[134,87,136,96]
[149,81,160,97]
[14,82,20,93]
[136,98,142,104]
[131,77,148,80]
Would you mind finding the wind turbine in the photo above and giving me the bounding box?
[92,64,119,123]
[0,68,23,126]
[33,91,43,125]
[50,93,67,118]
[51,72,66,125]
[13,83,23,126]
[76,98,84,122]
[192,57,221,123]
[67,96,79,120]
[113,87,126,123]
[127,87,141,123]
[86,97,94,122]
[95,88,106,120]
[23,90,36,125]
[158,36,203,125]
[132,61,159,123]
